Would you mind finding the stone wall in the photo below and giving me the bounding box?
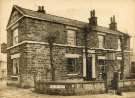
[16,43,83,87]
[104,34,118,49]
[7,29,13,47]
[87,31,99,48]
[35,79,135,95]
[19,17,67,44]
[7,13,131,87]
[35,81,105,95]
[0,61,7,89]
[124,52,131,77]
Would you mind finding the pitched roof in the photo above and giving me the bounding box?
[9,5,129,36]
[92,26,123,36]
[13,5,86,28]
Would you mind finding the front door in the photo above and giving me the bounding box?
[86,57,92,80]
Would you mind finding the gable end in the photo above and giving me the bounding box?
[7,7,23,28]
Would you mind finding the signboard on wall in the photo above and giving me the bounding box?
[1,43,7,53]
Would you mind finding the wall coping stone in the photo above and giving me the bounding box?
[7,41,132,53]
[7,41,84,50]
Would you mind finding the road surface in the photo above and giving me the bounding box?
[0,86,135,98]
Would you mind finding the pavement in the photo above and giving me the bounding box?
[0,86,135,98]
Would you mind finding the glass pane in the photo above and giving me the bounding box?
[98,35,104,48]
[13,29,18,45]
[67,58,77,73]
[13,58,19,75]
[67,30,76,45]
[118,39,121,50]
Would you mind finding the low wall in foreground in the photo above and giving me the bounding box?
[0,78,7,89]
[119,79,135,91]
[35,79,135,95]
[35,81,106,95]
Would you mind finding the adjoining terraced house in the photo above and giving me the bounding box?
[7,5,131,87]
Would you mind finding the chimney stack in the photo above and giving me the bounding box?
[37,6,46,14]
[89,10,97,26]
[109,15,117,30]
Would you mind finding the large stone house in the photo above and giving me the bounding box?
[7,5,131,87]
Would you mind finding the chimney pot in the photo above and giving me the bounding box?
[37,5,46,14]
[109,15,117,30]
[89,9,97,26]
[113,15,115,23]
[93,10,95,17]
[38,6,41,11]
[111,17,113,23]
[41,6,44,11]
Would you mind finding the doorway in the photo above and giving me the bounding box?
[86,57,92,80]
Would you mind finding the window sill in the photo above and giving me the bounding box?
[11,75,19,81]
[66,73,82,79]
[11,75,18,78]
[67,73,79,76]
[116,49,121,52]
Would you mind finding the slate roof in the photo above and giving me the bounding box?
[10,5,129,36]
[92,26,125,36]
[13,5,86,28]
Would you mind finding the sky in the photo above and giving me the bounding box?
[0,0,135,52]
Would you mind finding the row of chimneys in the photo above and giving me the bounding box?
[37,6,117,30]
[89,10,117,30]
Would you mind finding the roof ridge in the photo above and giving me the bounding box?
[13,5,87,24]
[14,5,35,13]
[13,5,26,15]
[46,13,87,24]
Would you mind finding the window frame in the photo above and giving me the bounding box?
[67,29,77,46]
[12,28,19,45]
[12,58,19,76]
[98,59,106,79]
[66,58,78,74]
[98,35,105,49]
[117,38,121,51]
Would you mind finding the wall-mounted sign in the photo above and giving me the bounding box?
[1,43,7,53]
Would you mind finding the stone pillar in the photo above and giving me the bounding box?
[83,52,86,77]
[92,54,96,79]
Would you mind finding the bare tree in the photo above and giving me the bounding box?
[46,31,59,81]
[120,35,128,79]
[83,25,92,80]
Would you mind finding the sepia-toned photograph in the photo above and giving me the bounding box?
[0,0,135,98]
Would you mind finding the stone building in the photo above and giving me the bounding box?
[0,44,7,89]
[7,5,131,87]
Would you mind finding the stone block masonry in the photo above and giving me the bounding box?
[6,5,131,88]
[7,42,83,87]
